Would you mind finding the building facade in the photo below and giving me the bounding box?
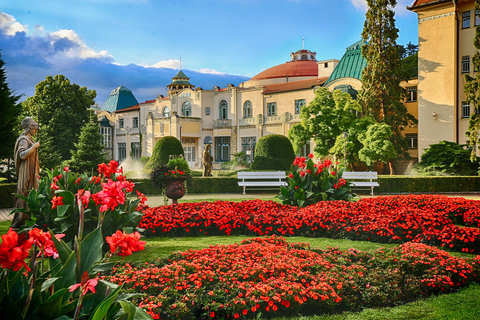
[98,45,419,169]
[408,0,477,158]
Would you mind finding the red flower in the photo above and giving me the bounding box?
[69,271,99,295]
[106,230,146,256]
[289,173,294,178]
[63,166,70,172]
[76,189,91,209]
[98,160,123,178]
[0,228,33,271]
[51,196,64,209]
[93,179,127,212]
[308,153,314,158]
[28,228,64,259]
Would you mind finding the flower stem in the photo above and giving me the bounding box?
[22,245,38,319]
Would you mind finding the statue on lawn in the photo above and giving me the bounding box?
[203,144,213,177]
[11,117,40,228]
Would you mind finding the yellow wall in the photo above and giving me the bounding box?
[415,3,457,158]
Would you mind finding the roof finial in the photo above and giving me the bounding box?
[302,37,304,49]
[179,55,182,70]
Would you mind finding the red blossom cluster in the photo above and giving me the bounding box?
[28,228,64,258]
[98,160,123,178]
[106,230,146,256]
[107,236,480,319]
[139,195,480,253]
[91,179,134,213]
[0,228,33,271]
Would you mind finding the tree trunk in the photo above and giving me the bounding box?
[389,161,394,175]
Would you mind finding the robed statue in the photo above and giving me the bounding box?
[203,144,213,177]
[11,117,40,228]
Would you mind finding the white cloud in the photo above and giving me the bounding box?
[0,12,28,36]
[195,68,226,75]
[49,29,112,60]
[146,59,181,69]
[350,0,412,15]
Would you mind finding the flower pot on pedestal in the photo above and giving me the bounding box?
[165,177,186,204]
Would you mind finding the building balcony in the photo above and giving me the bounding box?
[265,115,282,124]
[213,119,232,128]
[239,117,256,126]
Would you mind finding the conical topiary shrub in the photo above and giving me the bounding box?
[146,136,184,170]
[251,134,295,171]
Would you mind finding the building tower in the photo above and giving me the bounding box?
[166,70,195,95]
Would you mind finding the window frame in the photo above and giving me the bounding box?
[100,127,111,148]
[214,136,230,162]
[406,86,417,102]
[295,99,306,114]
[463,10,471,29]
[132,117,139,128]
[219,100,228,120]
[462,56,471,73]
[243,101,252,118]
[119,118,124,129]
[182,101,192,117]
[118,143,126,162]
[267,102,277,116]
[462,101,471,118]
[405,133,418,149]
[163,106,170,117]
[131,142,141,160]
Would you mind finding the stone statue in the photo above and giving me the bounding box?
[11,117,40,228]
[203,144,213,177]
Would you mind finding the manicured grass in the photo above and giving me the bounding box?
[271,282,480,320]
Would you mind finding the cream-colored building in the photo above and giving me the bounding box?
[408,0,477,158]
[99,45,419,169]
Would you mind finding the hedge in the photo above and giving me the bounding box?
[0,183,16,208]
[377,176,480,194]
[134,176,480,195]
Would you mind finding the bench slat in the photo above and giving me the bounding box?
[238,181,287,187]
[350,182,379,187]
[343,171,377,179]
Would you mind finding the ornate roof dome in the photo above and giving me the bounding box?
[101,86,139,112]
[250,49,318,81]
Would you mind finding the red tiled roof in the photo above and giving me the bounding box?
[114,104,140,113]
[408,0,450,9]
[263,77,327,94]
[143,99,156,104]
[251,60,318,81]
[218,88,228,92]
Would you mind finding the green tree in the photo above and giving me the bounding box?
[23,75,96,169]
[358,0,416,161]
[68,115,106,174]
[0,51,22,181]
[146,136,184,170]
[358,122,396,173]
[289,87,374,168]
[465,0,480,161]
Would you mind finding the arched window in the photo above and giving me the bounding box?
[182,101,191,116]
[219,100,228,119]
[163,106,170,117]
[243,101,252,118]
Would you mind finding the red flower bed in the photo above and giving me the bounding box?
[107,236,480,319]
[139,195,480,254]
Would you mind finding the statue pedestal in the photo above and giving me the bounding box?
[165,178,186,204]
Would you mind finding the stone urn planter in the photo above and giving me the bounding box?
[165,177,186,204]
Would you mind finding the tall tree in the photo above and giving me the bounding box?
[0,51,22,181]
[465,0,480,160]
[357,0,416,160]
[23,75,96,169]
[69,114,106,174]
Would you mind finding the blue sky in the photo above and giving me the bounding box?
[0,0,418,104]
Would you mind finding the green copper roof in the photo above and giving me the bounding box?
[325,40,367,85]
[167,70,194,88]
[101,86,139,113]
[173,70,190,79]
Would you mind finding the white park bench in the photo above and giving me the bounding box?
[342,171,379,195]
[237,171,287,195]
